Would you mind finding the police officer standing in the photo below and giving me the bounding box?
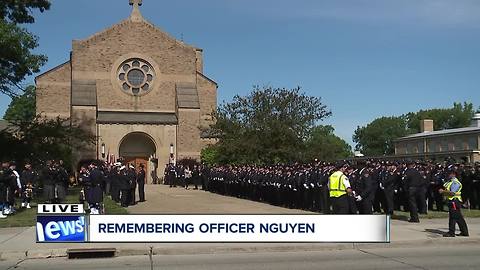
[0,162,13,218]
[21,163,36,209]
[439,169,469,237]
[127,164,137,205]
[404,161,424,223]
[381,164,397,215]
[358,166,376,214]
[54,161,68,203]
[110,162,121,203]
[119,166,131,207]
[328,163,353,214]
[167,163,177,187]
[87,163,105,214]
[137,164,146,202]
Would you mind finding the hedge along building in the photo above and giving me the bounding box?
[35,0,218,182]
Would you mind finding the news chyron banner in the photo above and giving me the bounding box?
[36,204,390,243]
[89,214,390,242]
[37,204,87,242]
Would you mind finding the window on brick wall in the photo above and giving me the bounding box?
[418,141,424,153]
[428,141,435,153]
[454,139,462,151]
[448,140,455,151]
[441,141,448,152]
[407,143,414,154]
[469,137,478,150]
[117,58,155,96]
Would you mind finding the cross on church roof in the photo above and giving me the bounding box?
[128,0,144,22]
[129,0,142,8]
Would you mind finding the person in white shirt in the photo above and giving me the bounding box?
[184,167,192,189]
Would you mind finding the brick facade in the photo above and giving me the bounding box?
[35,3,217,179]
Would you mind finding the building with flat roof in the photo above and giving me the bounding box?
[394,113,480,163]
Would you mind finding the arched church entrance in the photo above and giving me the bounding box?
[119,132,156,184]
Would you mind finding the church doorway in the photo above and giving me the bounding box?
[119,132,156,183]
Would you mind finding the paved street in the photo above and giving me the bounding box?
[0,184,479,262]
[2,244,480,270]
[1,184,479,269]
[127,184,310,214]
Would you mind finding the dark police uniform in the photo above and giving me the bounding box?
[404,165,424,222]
[42,165,56,203]
[87,167,105,208]
[137,166,146,202]
[382,168,397,215]
[118,168,131,207]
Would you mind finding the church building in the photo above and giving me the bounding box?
[35,0,218,180]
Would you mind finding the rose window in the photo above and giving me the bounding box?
[117,58,154,95]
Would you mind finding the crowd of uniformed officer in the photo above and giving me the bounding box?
[206,160,480,220]
[0,160,69,219]
[78,161,147,213]
[0,159,148,217]
[163,163,207,190]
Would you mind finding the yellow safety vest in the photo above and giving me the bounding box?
[443,177,462,202]
[329,171,347,198]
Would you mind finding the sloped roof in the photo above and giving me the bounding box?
[197,72,217,86]
[0,120,17,133]
[74,6,196,51]
[0,119,9,131]
[200,129,218,139]
[35,61,70,82]
[396,126,480,141]
[176,84,200,109]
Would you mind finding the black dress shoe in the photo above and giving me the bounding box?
[408,219,420,223]
[459,233,469,237]
[443,233,455,237]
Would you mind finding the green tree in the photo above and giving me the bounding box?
[405,102,474,132]
[0,0,50,96]
[200,146,219,166]
[305,125,352,161]
[210,86,331,164]
[353,102,476,157]
[3,85,36,121]
[353,116,408,156]
[0,115,95,168]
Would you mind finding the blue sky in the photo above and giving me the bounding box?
[1,0,479,145]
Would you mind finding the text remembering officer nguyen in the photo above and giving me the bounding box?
[88,214,389,243]
[98,222,315,234]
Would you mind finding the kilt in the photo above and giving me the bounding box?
[86,186,103,204]
[43,184,55,200]
[55,184,67,200]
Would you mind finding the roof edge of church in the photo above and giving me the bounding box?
[197,72,218,86]
[35,60,71,83]
[72,16,198,51]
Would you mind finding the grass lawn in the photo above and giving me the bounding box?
[392,208,480,220]
[0,187,127,228]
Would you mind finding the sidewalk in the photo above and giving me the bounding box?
[1,218,479,261]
